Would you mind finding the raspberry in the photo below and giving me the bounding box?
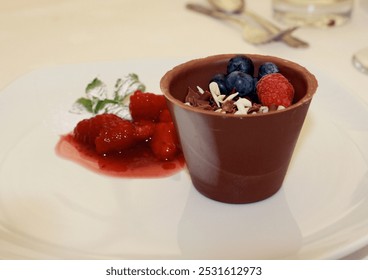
[256,73,294,108]
[129,91,167,122]
[150,122,179,161]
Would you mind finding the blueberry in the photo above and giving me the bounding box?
[258,62,279,79]
[248,91,259,104]
[210,73,228,95]
[227,55,254,76]
[225,71,255,98]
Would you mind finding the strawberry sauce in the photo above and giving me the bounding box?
[56,134,185,178]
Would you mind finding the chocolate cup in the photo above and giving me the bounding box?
[160,54,318,204]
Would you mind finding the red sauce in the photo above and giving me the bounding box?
[56,134,185,178]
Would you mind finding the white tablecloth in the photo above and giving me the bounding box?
[0,0,367,259]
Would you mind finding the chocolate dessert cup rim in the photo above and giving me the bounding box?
[160,54,318,118]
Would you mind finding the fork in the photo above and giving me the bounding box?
[244,10,309,48]
[186,3,299,45]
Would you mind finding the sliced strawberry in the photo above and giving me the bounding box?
[150,122,179,161]
[74,118,94,146]
[95,120,135,155]
[90,113,122,128]
[129,91,167,122]
[133,120,156,142]
[74,114,119,146]
[74,113,136,154]
[158,109,173,123]
[73,92,179,161]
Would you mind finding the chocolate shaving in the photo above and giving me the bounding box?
[247,103,262,114]
[198,90,212,101]
[186,87,214,110]
[185,87,201,105]
[222,100,236,113]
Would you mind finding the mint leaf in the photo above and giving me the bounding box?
[86,78,103,92]
[102,103,131,120]
[71,74,145,119]
[73,97,93,113]
[114,73,146,103]
[86,78,107,100]
[93,99,118,114]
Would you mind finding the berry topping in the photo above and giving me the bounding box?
[185,55,296,114]
[256,73,294,108]
[225,71,255,98]
[227,55,254,76]
[210,73,228,95]
[258,62,279,79]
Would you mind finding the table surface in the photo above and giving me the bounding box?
[0,0,367,260]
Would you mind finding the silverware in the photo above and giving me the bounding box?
[208,0,309,48]
[186,3,299,45]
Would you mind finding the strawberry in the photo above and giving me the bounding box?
[95,120,135,155]
[129,91,167,122]
[150,122,179,161]
[74,114,136,154]
[74,114,121,146]
[74,118,94,146]
[133,120,156,142]
[73,93,180,161]
[256,73,294,108]
[158,109,173,123]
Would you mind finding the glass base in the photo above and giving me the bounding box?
[272,1,353,27]
[273,10,352,27]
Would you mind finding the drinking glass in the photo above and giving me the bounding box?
[272,0,354,27]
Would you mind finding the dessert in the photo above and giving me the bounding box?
[57,78,184,178]
[160,54,318,204]
[72,90,181,161]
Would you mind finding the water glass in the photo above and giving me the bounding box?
[272,0,354,27]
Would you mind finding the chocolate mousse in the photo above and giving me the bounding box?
[160,54,318,204]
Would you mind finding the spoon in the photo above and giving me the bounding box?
[352,47,368,75]
[186,3,298,45]
[208,0,309,48]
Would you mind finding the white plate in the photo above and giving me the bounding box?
[0,59,367,260]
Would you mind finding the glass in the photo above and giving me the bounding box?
[272,0,354,27]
